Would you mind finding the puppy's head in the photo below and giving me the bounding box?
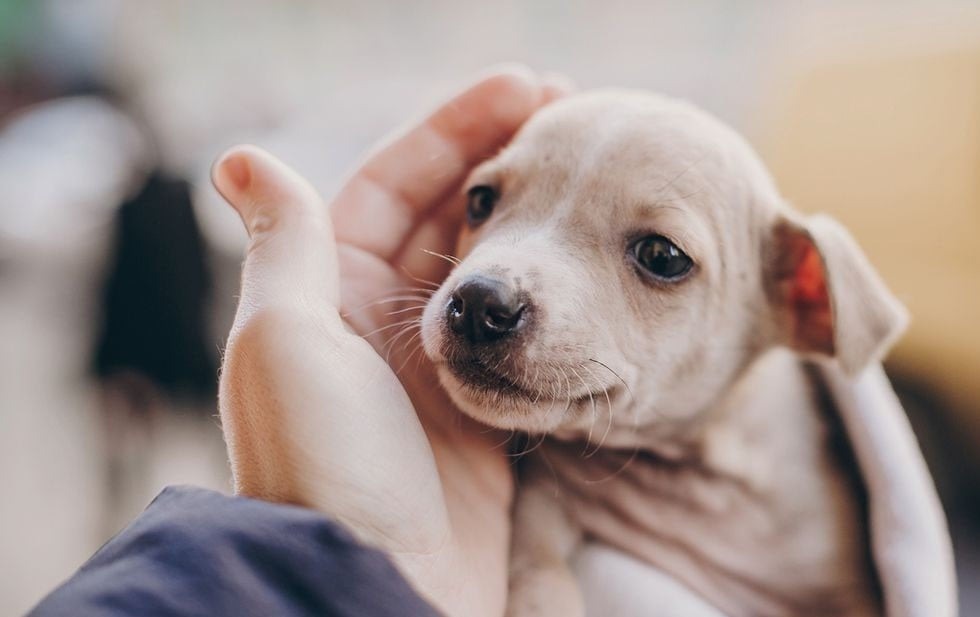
[420,91,906,444]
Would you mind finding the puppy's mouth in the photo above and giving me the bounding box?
[445,355,537,400]
[442,355,620,409]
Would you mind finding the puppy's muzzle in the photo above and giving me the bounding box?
[447,276,527,344]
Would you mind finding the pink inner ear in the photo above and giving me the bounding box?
[790,243,834,354]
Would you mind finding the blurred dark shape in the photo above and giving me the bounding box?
[0,64,47,122]
[93,172,217,401]
[890,370,980,612]
[1,1,44,119]
[891,370,980,521]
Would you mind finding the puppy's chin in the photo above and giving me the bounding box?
[433,363,569,434]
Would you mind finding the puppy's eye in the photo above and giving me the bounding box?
[466,185,498,226]
[630,235,693,280]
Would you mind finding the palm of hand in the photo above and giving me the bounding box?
[213,68,567,617]
[329,163,516,617]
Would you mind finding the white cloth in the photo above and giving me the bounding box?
[819,363,957,617]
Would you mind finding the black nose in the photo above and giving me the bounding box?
[447,277,527,344]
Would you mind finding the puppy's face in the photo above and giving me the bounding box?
[420,91,905,445]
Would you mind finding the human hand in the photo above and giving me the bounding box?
[211,66,570,617]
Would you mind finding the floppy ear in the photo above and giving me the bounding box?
[765,213,908,376]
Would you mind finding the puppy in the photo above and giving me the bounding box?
[419,90,907,616]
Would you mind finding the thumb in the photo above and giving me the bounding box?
[212,145,341,319]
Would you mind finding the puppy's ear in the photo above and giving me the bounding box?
[765,213,908,376]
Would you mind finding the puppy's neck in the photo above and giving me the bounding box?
[545,347,850,506]
[675,348,834,491]
[614,347,824,481]
[538,347,880,616]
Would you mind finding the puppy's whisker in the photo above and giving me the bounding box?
[550,363,565,401]
[533,432,551,458]
[341,293,431,318]
[491,427,516,451]
[511,429,550,458]
[658,187,704,203]
[588,358,633,400]
[560,364,578,421]
[399,266,443,290]
[420,248,462,266]
[508,438,528,458]
[478,422,500,435]
[360,287,434,302]
[577,362,605,457]
[383,322,422,364]
[531,363,543,405]
[593,385,616,456]
[568,366,598,455]
[533,368,565,435]
[400,334,426,373]
[385,304,428,317]
[655,152,707,197]
[581,446,641,485]
[385,286,437,295]
[552,364,565,401]
[361,317,421,340]
[385,339,416,369]
[393,329,424,374]
[387,324,422,351]
[577,361,615,458]
[413,340,428,374]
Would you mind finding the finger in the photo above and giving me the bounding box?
[331,64,546,262]
[212,145,341,318]
[394,72,577,279]
[394,194,465,283]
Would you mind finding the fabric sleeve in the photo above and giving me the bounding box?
[29,485,441,617]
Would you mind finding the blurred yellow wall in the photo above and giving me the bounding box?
[757,34,980,446]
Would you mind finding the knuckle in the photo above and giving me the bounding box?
[245,203,327,252]
[247,201,324,234]
[244,205,282,252]
[248,207,280,237]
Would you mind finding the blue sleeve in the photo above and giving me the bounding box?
[29,486,441,617]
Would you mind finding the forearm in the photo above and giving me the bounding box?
[29,486,440,617]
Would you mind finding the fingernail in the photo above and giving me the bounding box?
[221,153,252,193]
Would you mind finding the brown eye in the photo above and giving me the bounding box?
[630,235,693,280]
[466,185,497,226]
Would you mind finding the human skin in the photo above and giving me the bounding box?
[211,66,570,617]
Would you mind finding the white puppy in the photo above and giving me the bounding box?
[419,90,907,616]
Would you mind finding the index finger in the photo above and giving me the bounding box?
[330,65,546,261]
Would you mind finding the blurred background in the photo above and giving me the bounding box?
[0,0,977,614]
